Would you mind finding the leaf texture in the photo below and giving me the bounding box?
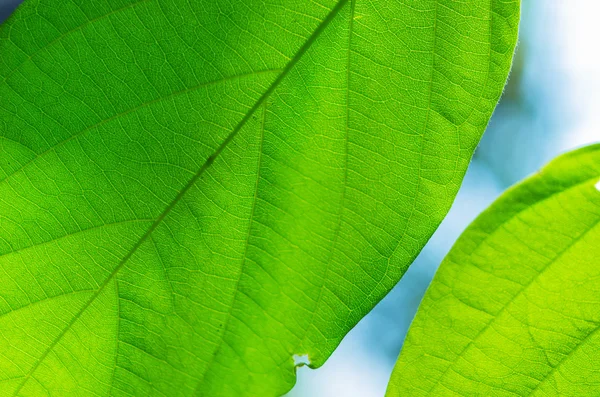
[387,144,600,396]
[0,0,519,395]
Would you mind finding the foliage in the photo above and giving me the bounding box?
[0,0,518,395]
[388,145,600,396]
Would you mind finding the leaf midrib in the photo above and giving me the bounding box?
[529,319,600,396]
[11,0,351,394]
[422,177,600,396]
[0,68,280,186]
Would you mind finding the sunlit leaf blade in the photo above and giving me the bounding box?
[0,0,519,395]
[387,144,600,397]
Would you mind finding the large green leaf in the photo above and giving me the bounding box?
[387,144,600,396]
[0,0,519,395]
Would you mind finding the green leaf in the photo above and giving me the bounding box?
[387,144,600,397]
[0,0,519,395]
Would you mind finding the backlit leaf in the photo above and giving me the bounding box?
[0,0,519,395]
[388,144,600,396]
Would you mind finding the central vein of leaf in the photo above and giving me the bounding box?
[13,0,351,393]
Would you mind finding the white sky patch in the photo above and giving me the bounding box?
[555,1,600,149]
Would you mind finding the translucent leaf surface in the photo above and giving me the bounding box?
[387,144,600,396]
[0,0,519,395]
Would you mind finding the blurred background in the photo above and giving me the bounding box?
[0,0,18,24]
[1,1,598,396]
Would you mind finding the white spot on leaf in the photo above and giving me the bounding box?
[595,179,600,191]
[293,354,310,367]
